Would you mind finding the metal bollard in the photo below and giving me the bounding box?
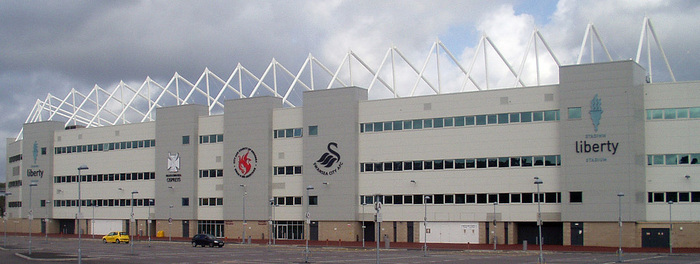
[248,236,251,244]
[523,240,527,251]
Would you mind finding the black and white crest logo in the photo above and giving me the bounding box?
[314,142,343,175]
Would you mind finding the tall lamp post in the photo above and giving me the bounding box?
[305,185,314,263]
[45,199,51,241]
[271,198,277,245]
[423,195,429,257]
[534,177,544,264]
[147,199,152,246]
[130,191,138,255]
[268,198,274,246]
[617,192,624,262]
[77,165,88,264]
[239,184,246,244]
[168,205,173,242]
[28,180,38,255]
[493,201,498,250]
[2,192,11,248]
[361,202,366,248]
[668,201,673,255]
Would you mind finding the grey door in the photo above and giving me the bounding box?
[642,228,669,248]
[571,222,584,246]
[310,221,318,241]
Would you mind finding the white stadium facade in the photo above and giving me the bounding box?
[3,18,699,249]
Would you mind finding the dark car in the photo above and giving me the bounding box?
[192,234,225,248]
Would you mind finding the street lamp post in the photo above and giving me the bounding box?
[239,184,246,244]
[534,177,544,264]
[493,201,498,250]
[272,199,277,245]
[361,202,366,248]
[147,199,151,247]
[91,203,95,239]
[617,192,624,262]
[668,201,673,255]
[268,198,274,246]
[423,195,429,257]
[45,199,51,241]
[77,165,88,264]
[168,205,173,242]
[29,180,38,255]
[2,192,11,248]
[305,185,314,263]
[130,191,138,255]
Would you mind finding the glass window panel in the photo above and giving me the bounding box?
[364,163,373,172]
[665,154,678,165]
[653,155,664,165]
[209,135,217,143]
[404,195,413,204]
[433,118,443,128]
[403,120,413,129]
[652,109,663,119]
[393,161,403,171]
[690,107,700,118]
[679,155,689,164]
[455,194,466,204]
[498,157,509,167]
[545,155,557,166]
[691,154,700,164]
[374,163,383,172]
[294,166,302,174]
[433,160,443,170]
[510,157,520,167]
[510,113,520,122]
[476,115,487,125]
[521,156,533,167]
[423,119,433,128]
[365,123,373,132]
[533,156,544,166]
[521,112,532,122]
[511,193,521,203]
[477,194,487,204]
[384,121,393,131]
[444,117,454,127]
[423,160,433,170]
[403,161,413,170]
[487,114,497,124]
[677,108,688,118]
[568,107,581,119]
[465,159,475,168]
[454,116,465,126]
[434,194,444,204]
[679,192,690,202]
[413,161,423,170]
[488,158,498,167]
[308,125,318,136]
[444,159,454,169]
[499,193,509,203]
[498,113,509,124]
[522,193,533,203]
[218,134,224,142]
[653,193,664,202]
[454,159,465,169]
[533,111,544,121]
[666,192,678,202]
[384,162,393,171]
[476,158,487,168]
[646,110,653,120]
[466,116,475,125]
[664,108,677,119]
[413,119,423,129]
[544,110,557,121]
[294,128,303,137]
[393,121,403,131]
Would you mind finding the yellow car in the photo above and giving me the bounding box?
[102,231,130,244]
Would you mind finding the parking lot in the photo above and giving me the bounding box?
[1,235,698,264]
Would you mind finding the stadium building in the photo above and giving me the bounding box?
[3,22,700,249]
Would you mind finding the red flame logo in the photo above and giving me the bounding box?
[238,151,252,175]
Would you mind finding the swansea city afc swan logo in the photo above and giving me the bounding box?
[314,142,343,175]
[589,94,603,132]
[167,152,180,173]
[234,147,257,178]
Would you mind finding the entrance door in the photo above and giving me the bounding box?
[364,221,375,242]
[58,219,75,234]
[42,220,47,234]
[182,220,189,238]
[642,228,669,248]
[407,222,414,243]
[571,222,584,246]
[309,221,318,241]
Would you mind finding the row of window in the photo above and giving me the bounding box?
[199,169,224,178]
[200,134,224,144]
[198,197,224,206]
[8,180,21,188]
[647,192,700,203]
[361,155,561,173]
[359,192,562,205]
[646,107,700,120]
[274,196,318,206]
[274,128,303,139]
[361,110,560,133]
[8,201,21,208]
[274,166,303,175]
[647,154,700,166]
[54,139,156,155]
[53,198,155,207]
[54,172,156,183]
[8,154,22,163]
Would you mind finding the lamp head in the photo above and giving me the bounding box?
[617,192,624,197]
[78,165,89,171]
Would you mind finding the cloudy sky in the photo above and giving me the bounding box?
[2,0,699,182]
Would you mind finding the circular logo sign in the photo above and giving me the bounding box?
[234,147,257,178]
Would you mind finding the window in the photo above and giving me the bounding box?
[308,126,318,136]
[570,191,583,203]
[182,198,189,206]
[568,107,581,119]
[182,136,190,145]
[309,196,318,206]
